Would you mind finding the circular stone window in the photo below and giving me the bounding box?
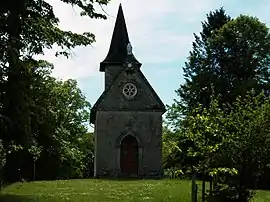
[122,83,137,99]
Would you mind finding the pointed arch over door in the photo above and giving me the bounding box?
[120,135,139,175]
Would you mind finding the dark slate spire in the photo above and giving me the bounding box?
[100,4,141,72]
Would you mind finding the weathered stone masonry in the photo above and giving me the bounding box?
[90,4,166,178]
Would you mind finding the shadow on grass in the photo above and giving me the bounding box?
[0,194,37,202]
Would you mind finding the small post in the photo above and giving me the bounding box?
[202,173,206,202]
[195,184,198,202]
[33,162,36,181]
[209,176,213,195]
[191,173,197,202]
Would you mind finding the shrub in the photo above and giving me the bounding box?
[164,167,184,179]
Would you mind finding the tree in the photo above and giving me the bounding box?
[169,10,270,128]
[2,59,93,181]
[77,132,95,178]
[166,12,270,181]
[164,8,232,175]
[0,0,110,181]
[28,140,42,181]
[27,61,91,180]
[171,8,231,119]
[162,125,181,169]
[185,92,270,201]
[209,15,270,99]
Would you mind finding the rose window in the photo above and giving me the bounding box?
[122,83,137,99]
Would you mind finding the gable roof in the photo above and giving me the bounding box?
[100,4,141,72]
[90,68,166,124]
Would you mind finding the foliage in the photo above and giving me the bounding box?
[77,132,95,178]
[168,11,270,129]
[0,0,110,181]
[209,15,270,96]
[208,184,255,202]
[164,168,184,179]
[184,91,270,201]
[171,7,231,119]
[1,59,93,181]
[165,10,270,201]
[29,62,92,180]
[28,140,42,163]
[162,125,181,168]
[162,125,197,177]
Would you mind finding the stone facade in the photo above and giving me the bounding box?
[90,4,166,178]
[94,111,163,177]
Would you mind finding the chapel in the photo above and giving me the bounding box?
[90,4,166,177]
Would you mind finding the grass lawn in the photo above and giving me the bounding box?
[0,179,270,202]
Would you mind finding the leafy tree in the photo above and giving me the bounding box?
[169,8,231,122]
[27,61,92,180]
[1,59,93,181]
[77,132,95,178]
[162,125,180,168]
[162,124,198,177]
[28,140,42,181]
[209,15,270,99]
[169,11,270,129]
[166,12,270,186]
[185,92,270,201]
[0,0,110,181]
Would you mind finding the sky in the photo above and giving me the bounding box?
[40,0,270,111]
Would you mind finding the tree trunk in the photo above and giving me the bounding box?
[191,173,197,202]
[4,2,27,182]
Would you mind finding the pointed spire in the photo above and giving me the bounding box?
[100,4,141,72]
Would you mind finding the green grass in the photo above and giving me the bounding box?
[252,190,270,202]
[0,179,192,202]
[0,179,269,202]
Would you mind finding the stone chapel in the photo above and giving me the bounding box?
[90,4,166,178]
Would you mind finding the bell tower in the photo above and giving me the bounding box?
[99,4,141,88]
[90,4,166,178]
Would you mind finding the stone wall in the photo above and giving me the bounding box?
[104,65,121,88]
[94,111,163,177]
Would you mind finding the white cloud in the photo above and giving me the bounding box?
[39,0,270,80]
[38,0,219,80]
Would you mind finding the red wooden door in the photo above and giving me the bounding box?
[120,135,138,175]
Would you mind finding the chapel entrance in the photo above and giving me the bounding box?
[120,135,139,176]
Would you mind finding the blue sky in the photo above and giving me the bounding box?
[41,0,270,110]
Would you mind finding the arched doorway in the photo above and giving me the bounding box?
[120,135,139,176]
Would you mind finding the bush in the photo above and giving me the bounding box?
[164,167,184,179]
[207,184,255,202]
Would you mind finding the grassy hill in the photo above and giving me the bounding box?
[0,179,269,202]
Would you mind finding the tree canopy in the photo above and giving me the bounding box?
[169,9,270,124]
[0,0,110,182]
[164,8,270,201]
